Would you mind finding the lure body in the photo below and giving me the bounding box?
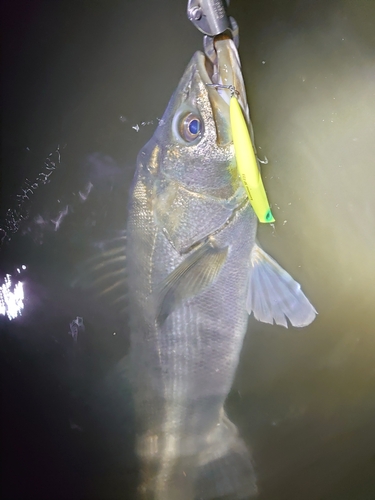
[230,96,275,223]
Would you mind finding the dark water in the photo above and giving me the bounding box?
[1,1,375,499]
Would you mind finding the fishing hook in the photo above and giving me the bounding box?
[206,83,239,97]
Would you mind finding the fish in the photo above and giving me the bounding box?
[126,36,316,499]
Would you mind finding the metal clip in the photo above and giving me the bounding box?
[187,0,231,37]
[187,1,239,64]
[187,0,239,63]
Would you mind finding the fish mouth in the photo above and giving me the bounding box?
[196,36,249,143]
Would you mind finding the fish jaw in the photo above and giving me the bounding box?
[149,39,251,201]
[206,36,251,143]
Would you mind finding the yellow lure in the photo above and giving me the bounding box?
[229,96,275,223]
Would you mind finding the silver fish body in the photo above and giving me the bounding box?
[127,39,316,499]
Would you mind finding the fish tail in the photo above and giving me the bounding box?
[137,412,257,499]
[195,415,258,499]
[138,458,195,500]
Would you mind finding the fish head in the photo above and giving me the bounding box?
[149,37,249,199]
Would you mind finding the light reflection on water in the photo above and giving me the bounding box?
[0,271,25,320]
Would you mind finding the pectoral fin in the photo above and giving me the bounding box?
[246,244,317,328]
[154,240,228,324]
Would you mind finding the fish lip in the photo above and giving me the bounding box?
[195,40,247,109]
[194,40,248,144]
[195,51,215,86]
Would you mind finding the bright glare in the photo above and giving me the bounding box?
[0,273,25,320]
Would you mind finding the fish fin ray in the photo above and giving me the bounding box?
[72,231,128,314]
[246,244,317,328]
[154,240,228,324]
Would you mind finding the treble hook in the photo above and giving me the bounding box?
[206,83,239,97]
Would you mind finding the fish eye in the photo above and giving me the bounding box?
[180,113,202,143]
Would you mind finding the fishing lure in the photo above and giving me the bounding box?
[229,94,274,223]
[207,82,274,223]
